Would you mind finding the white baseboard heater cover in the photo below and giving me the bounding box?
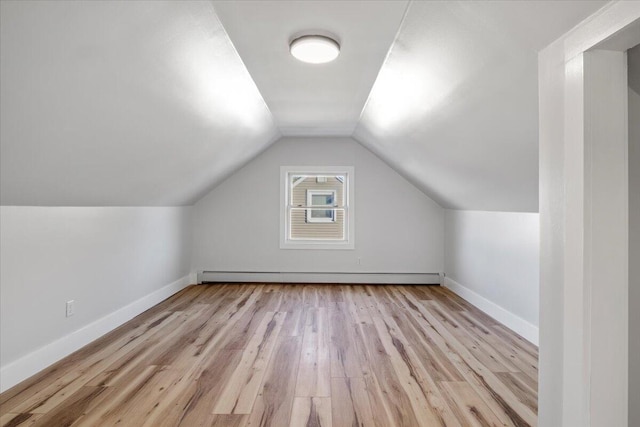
[198,271,442,285]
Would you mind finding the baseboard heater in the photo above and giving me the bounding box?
[198,271,442,285]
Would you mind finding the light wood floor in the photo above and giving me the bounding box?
[0,284,538,427]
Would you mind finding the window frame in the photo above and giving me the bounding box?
[306,189,337,223]
[280,166,355,250]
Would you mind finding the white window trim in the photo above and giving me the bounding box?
[280,166,355,250]
[306,189,337,223]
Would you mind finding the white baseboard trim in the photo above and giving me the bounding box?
[189,271,198,285]
[0,274,193,393]
[198,271,441,285]
[443,277,539,346]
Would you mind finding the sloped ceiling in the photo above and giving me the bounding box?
[354,0,607,211]
[0,0,607,209]
[0,0,279,206]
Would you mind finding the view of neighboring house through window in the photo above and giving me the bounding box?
[306,189,337,222]
[280,166,354,249]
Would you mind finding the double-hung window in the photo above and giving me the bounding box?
[280,166,354,249]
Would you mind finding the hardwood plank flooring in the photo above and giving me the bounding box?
[0,284,538,426]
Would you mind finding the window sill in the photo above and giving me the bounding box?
[280,240,355,250]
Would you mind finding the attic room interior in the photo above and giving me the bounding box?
[0,1,638,426]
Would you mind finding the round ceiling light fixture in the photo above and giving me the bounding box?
[290,35,340,64]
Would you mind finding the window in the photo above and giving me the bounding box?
[280,166,354,249]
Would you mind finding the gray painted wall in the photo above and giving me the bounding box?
[444,210,540,328]
[629,43,639,427]
[193,137,444,275]
[0,206,193,372]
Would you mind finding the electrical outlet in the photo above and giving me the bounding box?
[66,300,75,317]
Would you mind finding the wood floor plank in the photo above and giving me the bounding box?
[246,336,302,427]
[405,285,435,301]
[144,292,274,425]
[329,304,364,378]
[0,412,43,427]
[347,286,374,325]
[491,325,539,364]
[0,284,538,426]
[380,287,465,383]
[84,309,205,388]
[302,286,320,309]
[358,324,421,427]
[367,297,461,427]
[143,349,243,427]
[295,308,331,397]
[78,367,175,426]
[330,377,374,427]
[223,290,282,350]
[290,397,332,427]
[69,365,159,425]
[422,300,520,374]
[2,309,181,414]
[396,289,536,426]
[439,381,507,427]
[495,372,538,413]
[451,310,538,382]
[426,286,468,312]
[279,285,306,337]
[210,414,248,427]
[213,311,286,414]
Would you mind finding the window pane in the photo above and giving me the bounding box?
[310,207,334,219]
[289,207,345,240]
[311,194,333,206]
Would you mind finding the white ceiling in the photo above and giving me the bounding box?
[354,0,608,212]
[212,0,408,136]
[0,1,278,206]
[0,0,609,209]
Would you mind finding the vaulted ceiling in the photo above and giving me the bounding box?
[0,0,607,210]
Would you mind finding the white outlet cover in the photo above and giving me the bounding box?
[66,300,75,317]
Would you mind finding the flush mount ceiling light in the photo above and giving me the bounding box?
[290,35,340,64]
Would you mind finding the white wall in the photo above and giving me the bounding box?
[629,46,640,427]
[444,210,539,344]
[193,137,444,276]
[0,206,193,391]
[538,4,639,424]
[537,37,566,426]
